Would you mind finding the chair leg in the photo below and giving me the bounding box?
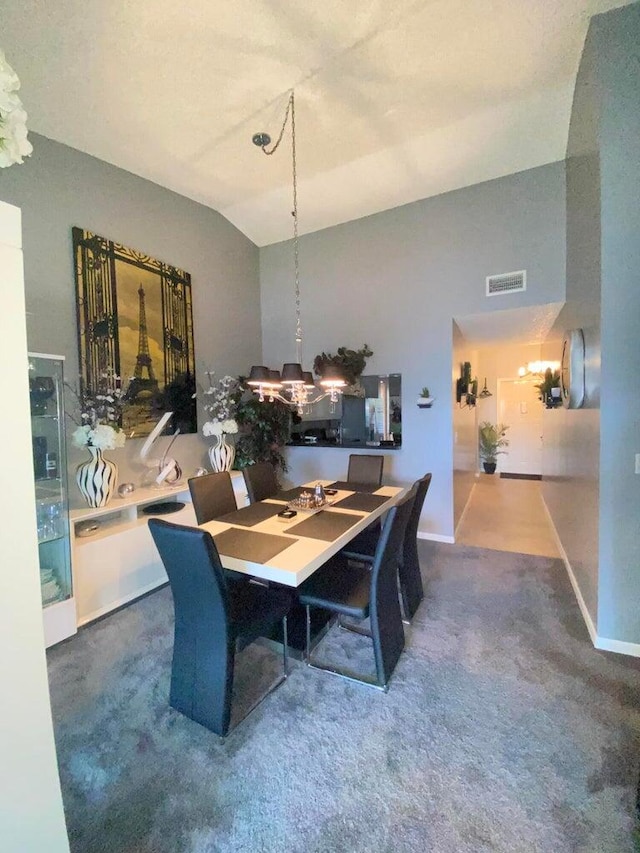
[305,606,388,692]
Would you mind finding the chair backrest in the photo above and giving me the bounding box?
[399,474,431,619]
[188,471,237,524]
[347,454,384,486]
[404,473,432,556]
[369,488,416,683]
[148,518,230,630]
[243,461,278,504]
[148,518,235,735]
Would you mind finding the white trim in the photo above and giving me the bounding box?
[418,531,455,544]
[594,636,640,657]
[454,481,477,540]
[0,200,22,249]
[542,494,640,659]
[29,351,65,361]
[541,494,597,645]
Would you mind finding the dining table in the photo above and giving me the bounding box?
[198,479,408,588]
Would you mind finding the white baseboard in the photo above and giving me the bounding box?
[417,531,455,544]
[541,495,640,658]
[594,636,640,657]
[541,495,598,646]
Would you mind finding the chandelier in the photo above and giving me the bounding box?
[247,91,345,414]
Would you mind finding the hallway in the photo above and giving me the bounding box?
[455,475,561,558]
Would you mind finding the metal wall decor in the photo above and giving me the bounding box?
[72,228,196,438]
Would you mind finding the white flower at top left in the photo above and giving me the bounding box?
[0,49,33,168]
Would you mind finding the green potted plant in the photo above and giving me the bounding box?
[313,344,373,388]
[417,386,434,408]
[478,421,509,474]
[535,368,561,408]
[234,392,291,475]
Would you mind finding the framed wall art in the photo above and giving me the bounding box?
[72,228,197,438]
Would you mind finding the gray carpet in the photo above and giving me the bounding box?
[47,543,640,852]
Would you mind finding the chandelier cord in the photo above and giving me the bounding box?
[258,91,302,363]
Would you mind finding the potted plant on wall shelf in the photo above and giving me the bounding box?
[478,421,509,474]
[313,344,373,389]
[535,368,562,408]
[417,387,434,408]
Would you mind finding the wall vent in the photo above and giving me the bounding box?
[486,269,526,297]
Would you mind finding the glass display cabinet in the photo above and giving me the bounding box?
[29,353,76,647]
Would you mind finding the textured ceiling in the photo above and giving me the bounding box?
[455,303,565,347]
[0,0,630,245]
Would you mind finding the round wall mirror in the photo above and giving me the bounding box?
[560,328,585,409]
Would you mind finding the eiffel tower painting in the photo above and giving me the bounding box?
[125,285,159,402]
[73,227,196,437]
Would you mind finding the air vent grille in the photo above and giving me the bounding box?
[486,270,526,297]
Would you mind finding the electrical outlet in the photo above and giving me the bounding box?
[636,453,640,475]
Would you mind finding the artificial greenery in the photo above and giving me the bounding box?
[478,421,510,464]
[234,392,291,474]
[313,344,373,387]
[535,368,560,401]
[152,371,197,434]
[420,386,431,398]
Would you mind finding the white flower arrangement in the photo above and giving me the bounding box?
[0,50,33,168]
[67,373,126,450]
[72,423,126,451]
[201,372,240,438]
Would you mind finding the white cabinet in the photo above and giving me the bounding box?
[70,472,248,626]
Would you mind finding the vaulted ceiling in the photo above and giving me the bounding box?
[1,0,630,245]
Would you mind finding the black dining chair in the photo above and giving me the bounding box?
[297,489,415,691]
[243,461,279,504]
[347,453,384,487]
[188,471,237,524]
[342,473,432,621]
[148,518,292,737]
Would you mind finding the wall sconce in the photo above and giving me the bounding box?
[478,378,492,399]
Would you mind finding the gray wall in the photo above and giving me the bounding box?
[542,21,602,627]
[596,4,640,643]
[543,3,640,646]
[260,163,566,538]
[0,134,261,502]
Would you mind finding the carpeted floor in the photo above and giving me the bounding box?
[47,542,640,852]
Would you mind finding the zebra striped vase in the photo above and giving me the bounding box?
[76,446,118,508]
[208,434,235,473]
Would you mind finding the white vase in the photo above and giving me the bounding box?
[76,446,118,508]
[208,434,235,472]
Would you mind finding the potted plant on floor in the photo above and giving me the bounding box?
[478,421,509,474]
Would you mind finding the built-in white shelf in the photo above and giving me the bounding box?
[70,472,248,626]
